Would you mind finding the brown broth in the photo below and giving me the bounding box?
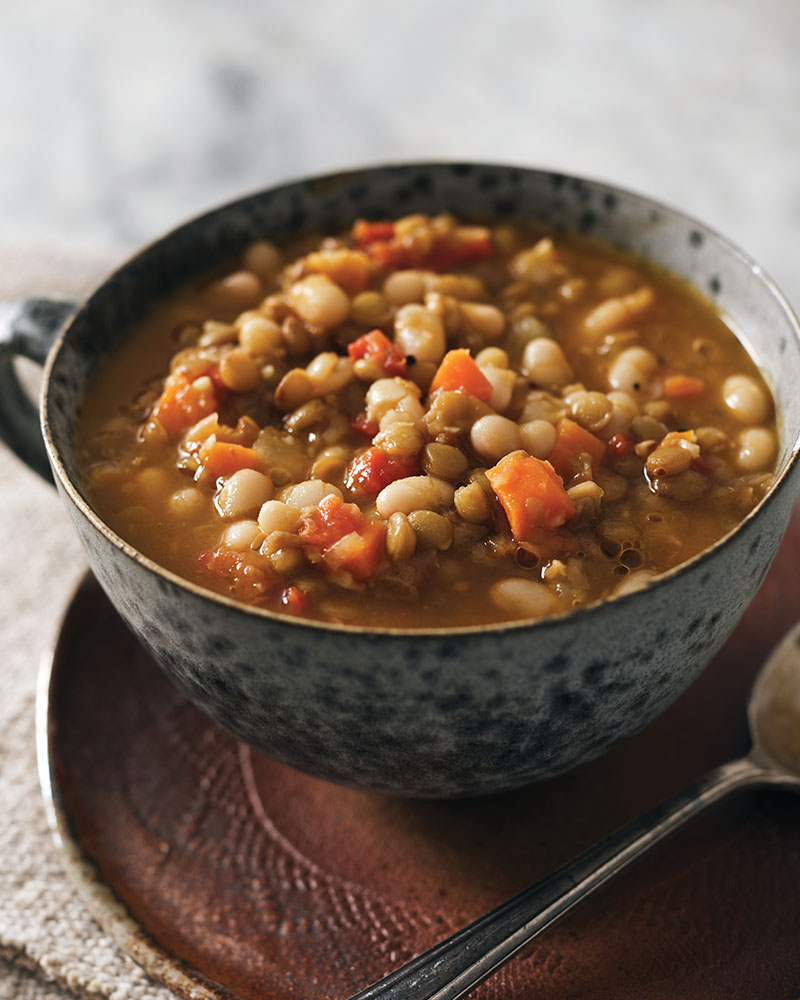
[75,219,777,627]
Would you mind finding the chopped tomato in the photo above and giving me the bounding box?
[198,441,263,480]
[344,447,420,498]
[606,432,635,460]
[150,371,220,436]
[547,418,606,483]
[428,348,493,403]
[692,456,714,477]
[299,495,386,581]
[486,451,576,541]
[199,547,274,601]
[352,219,396,246]
[664,374,705,398]
[280,585,308,613]
[351,412,380,437]
[352,219,492,272]
[347,329,408,376]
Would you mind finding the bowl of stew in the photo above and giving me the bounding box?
[4,163,800,796]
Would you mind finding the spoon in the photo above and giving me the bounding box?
[349,620,800,1000]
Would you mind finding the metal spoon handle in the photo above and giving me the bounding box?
[350,756,763,1000]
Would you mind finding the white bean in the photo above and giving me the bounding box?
[519,419,557,459]
[723,374,770,424]
[306,352,354,393]
[583,286,654,334]
[475,347,509,368]
[242,241,282,280]
[169,487,205,516]
[258,500,301,535]
[280,479,342,509]
[216,469,274,519]
[490,578,560,618]
[383,270,428,304]
[223,519,261,550]
[480,366,516,413]
[394,304,446,362]
[375,476,454,517]
[239,315,283,357]
[460,302,506,339]
[603,391,640,436]
[287,274,350,330]
[205,270,263,309]
[613,570,655,596]
[736,427,776,471]
[379,396,425,430]
[521,337,574,388]
[607,346,658,394]
[470,415,522,462]
[366,377,422,425]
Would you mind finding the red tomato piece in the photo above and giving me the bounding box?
[343,447,420,498]
[299,495,386,581]
[199,548,274,601]
[280,585,308,613]
[352,219,396,246]
[351,413,380,437]
[347,329,408,376]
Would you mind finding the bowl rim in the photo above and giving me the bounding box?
[41,159,800,638]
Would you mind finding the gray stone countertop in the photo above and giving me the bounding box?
[0,0,798,996]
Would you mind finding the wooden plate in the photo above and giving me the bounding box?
[39,503,800,999]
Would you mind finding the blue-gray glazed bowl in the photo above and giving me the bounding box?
[2,163,799,797]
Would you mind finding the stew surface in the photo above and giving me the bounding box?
[76,215,777,627]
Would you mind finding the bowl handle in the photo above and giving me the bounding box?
[0,298,78,483]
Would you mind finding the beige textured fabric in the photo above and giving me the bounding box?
[0,245,175,1000]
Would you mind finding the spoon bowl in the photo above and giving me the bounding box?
[353,621,800,999]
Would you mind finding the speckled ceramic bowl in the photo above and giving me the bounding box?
[2,163,800,797]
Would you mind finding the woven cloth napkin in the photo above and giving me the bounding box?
[0,244,174,1000]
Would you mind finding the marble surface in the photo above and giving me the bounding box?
[0,1,798,997]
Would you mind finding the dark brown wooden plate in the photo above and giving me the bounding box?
[39,503,800,1000]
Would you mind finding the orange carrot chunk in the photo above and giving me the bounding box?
[150,371,219,436]
[547,418,606,483]
[486,450,576,540]
[429,348,493,403]
[663,374,705,398]
[198,441,263,480]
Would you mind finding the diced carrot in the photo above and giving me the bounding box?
[347,329,408,376]
[198,441,263,480]
[150,371,219,436]
[662,429,696,447]
[343,447,420,498]
[299,495,386,581]
[664,374,705,398]
[352,219,396,246]
[486,451,576,540]
[428,349,493,403]
[547,418,606,483]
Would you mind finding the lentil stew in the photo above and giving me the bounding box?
[76,215,778,627]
